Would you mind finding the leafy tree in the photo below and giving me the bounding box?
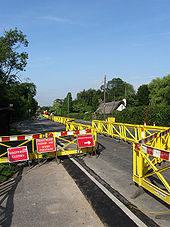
[148,75,170,106]
[62,92,73,115]
[136,84,150,106]
[0,27,28,84]
[75,89,102,112]
[101,78,135,102]
[5,81,38,120]
[126,94,138,107]
[50,99,63,115]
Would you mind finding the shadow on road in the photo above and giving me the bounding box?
[0,167,23,227]
[96,142,106,156]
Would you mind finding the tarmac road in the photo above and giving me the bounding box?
[82,134,170,227]
[1,119,104,227]
[9,117,170,226]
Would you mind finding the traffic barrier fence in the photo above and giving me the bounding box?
[133,129,170,205]
[0,129,97,164]
[44,114,170,204]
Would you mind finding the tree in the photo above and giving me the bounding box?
[5,81,38,120]
[101,78,135,102]
[136,84,150,106]
[50,99,63,115]
[148,75,170,106]
[62,92,73,115]
[0,28,28,84]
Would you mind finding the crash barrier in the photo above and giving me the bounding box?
[134,129,170,205]
[0,129,97,164]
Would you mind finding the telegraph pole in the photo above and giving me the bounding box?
[104,75,106,120]
[68,94,69,117]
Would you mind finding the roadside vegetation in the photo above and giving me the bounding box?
[0,28,38,182]
[42,75,170,126]
[0,28,38,122]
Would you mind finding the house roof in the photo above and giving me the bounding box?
[95,100,125,114]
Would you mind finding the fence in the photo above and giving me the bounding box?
[0,129,97,164]
[134,129,170,204]
[43,114,170,204]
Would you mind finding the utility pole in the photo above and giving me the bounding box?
[104,74,106,120]
[68,94,69,117]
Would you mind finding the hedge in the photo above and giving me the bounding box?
[60,106,170,127]
[112,106,170,127]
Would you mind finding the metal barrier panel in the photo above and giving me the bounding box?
[92,120,169,143]
[43,114,170,204]
[0,129,97,164]
[0,133,43,163]
[133,130,170,205]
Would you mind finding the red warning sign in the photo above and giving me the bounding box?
[77,134,95,148]
[36,137,56,153]
[7,146,29,163]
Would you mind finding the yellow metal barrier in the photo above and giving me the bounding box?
[65,121,92,132]
[43,114,170,204]
[0,129,97,164]
[108,117,115,123]
[45,129,97,156]
[92,120,169,143]
[43,114,73,124]
[0,133,43,163]
[133,129,170,205]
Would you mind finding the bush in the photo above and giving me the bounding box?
[0,164,16,182]
[112,106,170,126]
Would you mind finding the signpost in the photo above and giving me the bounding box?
[7,146,29,163]
[77,134,95,148]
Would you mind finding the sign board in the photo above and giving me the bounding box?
[36,137,56,153]
[77,134,95,148]
[7,146,29,163]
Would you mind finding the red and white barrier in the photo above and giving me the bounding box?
[141,128,145,139]
[139,128,170,145]
[142,145,170,162]
[47,129,92,138]
[0,129,92,142]
[0,134,41,142]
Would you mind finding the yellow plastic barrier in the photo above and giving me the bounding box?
[92,120,169,143]
[43,114,73,124]
[108,117,115,123]
[0,129,97,164]
[133,129,170,205]
[0,133,43,163]
[43,114,170,204]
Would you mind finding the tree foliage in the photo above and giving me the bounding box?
[136,84,150,106]
[101,78,135,102]
[0,28,38,121]
[0,27,28,84]
[148,75,170,106]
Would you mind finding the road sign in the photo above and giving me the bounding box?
[7,146,29,163]
[36,137,56,153]
[77,134,95,148]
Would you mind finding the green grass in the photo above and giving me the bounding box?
[0,127,22,183]
[0,164,16,183]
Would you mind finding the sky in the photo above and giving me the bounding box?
[0,0,170,106]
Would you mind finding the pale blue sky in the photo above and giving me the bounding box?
[1,0,170,106]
